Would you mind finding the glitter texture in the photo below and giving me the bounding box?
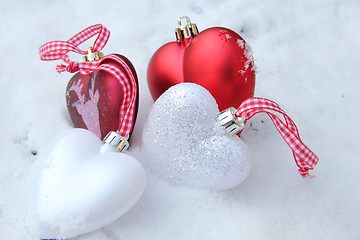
[142,83,251,191]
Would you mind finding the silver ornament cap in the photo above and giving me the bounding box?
[102,131,129,153]
[175,16,199,41]
[83,47,104,62]
[218,107,246,135]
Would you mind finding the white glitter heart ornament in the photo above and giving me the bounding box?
[142,83,251,191]
[32,128,145,239]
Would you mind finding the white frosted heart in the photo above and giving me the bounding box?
[32,128,145,239]
[141,83,251,191]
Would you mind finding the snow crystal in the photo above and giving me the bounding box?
[237,38,245,48]
[219,29,232,41]
[244,42,256,71]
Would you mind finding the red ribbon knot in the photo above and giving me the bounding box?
[56,61,80,73]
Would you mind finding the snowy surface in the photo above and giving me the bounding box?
[1,0,360,239]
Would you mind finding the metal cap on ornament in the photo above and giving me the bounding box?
[102,131,129,153]
[175,16,199,45]
[83,47,104,62]
[218,107,246,135]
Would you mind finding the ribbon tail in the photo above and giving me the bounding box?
[235,97,319,177]
[266,112,318,177]
[56,64,67,73]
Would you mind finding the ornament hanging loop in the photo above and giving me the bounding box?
[177,16,192,28]
[234,97,319,177]
[83,47,104,62]
[39,24,109,63]
[175,16,199,41]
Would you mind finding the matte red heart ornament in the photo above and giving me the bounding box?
[66,54,139,140]
[147,16,256,111]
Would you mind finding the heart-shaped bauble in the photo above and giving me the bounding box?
[66,54,139,140]
[147,27,256,111]
[33,128,145,239]
[142,83,251,191]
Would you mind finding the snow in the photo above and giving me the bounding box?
[1,0,360,239]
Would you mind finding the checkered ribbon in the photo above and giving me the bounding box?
[235,97,319,177]
[39,24,137,138]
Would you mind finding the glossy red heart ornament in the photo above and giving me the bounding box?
[147,17,256,111]
[66,54,139,140]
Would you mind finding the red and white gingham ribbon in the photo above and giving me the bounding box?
[235,97,319,177]
[39,24,137,138]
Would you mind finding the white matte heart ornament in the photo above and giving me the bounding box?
[142,83,251,191]
[33,128,145,239]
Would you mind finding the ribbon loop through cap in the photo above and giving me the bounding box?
[235,97,319,177]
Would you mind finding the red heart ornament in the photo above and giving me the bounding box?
[66,54,139,140]
[147,17,256,111]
